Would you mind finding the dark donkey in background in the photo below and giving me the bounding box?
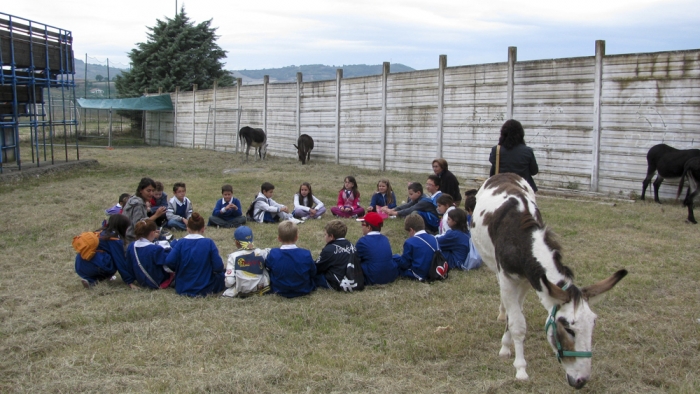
[676,157,700,224]
[238,126,268,162]
[294,134,314,165]
[641,143,700,203]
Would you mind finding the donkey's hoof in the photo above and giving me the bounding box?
[515,370,529,381]
[499,347,511,358]
[497,312,507,322]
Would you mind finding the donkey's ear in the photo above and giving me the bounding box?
[541,275,570,303]
[581,269,627,305]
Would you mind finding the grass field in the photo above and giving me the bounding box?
[1,146,698,393]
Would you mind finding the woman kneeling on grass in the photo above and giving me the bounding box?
[165,212,225,297]
[127,219,175,289]
[75,214,138,289]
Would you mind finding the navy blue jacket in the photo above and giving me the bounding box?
[356,233,398,285]
[127,241,171,289]
[393,231,438,281]
[266,246,317,298]
[437,229,471,270]
[165,235,225,297]
[211,197,244,221]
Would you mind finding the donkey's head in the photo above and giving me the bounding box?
[542,270,627,389]
[259,143,268,160]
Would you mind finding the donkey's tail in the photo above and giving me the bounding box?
[676,165,689,201]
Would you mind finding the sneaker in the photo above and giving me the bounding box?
[315,216,322,219]
[110,275,118,281]
[81,279,91,289]
[288,218,303,224]
[301,216,310,221]
[389,216,397,219]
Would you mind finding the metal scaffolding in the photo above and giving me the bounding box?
[0,12,78,172]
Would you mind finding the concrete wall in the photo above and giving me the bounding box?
[144,42,700,198]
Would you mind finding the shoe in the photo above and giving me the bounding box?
[389,216,397,219]
[301,216,310,220]
[288,218,303,224]
[81,279,91,289]
[110,275,118,281]
[315,216,322,219]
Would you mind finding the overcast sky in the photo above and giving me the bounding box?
[3,0,699,71]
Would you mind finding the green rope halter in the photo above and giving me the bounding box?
[544,283,593,363]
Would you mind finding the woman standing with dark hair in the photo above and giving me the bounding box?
[431,158,462,205]
[489,119,539,191]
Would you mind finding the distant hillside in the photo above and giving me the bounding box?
[74,59,127,82]
[234,63,415,84]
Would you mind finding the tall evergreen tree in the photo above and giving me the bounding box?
[115,8,233,97]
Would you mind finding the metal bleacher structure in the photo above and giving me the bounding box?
[0,12,78,172]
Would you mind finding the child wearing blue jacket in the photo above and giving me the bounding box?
[208,184,246,228]
[436,208,471,270]
[165,213,225,296]
[393,213,439,281]
[367,179,397,219]
[127,219,174,289]
[383,182,440,234]
[75,214,137,289]
[356,212,398,285]
[265,221,316,298]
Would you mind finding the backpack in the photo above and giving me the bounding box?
[339,253,365,292]
[72,231,102,260]
[222,249,271,298]
[245,196,267,222]
[416,235,449,282]
[464,237,482,270]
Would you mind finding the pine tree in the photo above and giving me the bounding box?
[115,7,233,97]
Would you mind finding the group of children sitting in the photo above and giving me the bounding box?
[75,175,480,297]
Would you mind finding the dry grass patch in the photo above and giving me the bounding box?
[1,146,698,393]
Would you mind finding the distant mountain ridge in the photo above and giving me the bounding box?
[234,63,415,84]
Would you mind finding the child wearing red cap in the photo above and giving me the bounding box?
[356,212,398,285]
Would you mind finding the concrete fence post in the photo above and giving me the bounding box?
[437,55,446,159]
[591,40,605,192]
[235,78,241,152]
[192,84,197,149]
[381,62,390,171]
[263,75,269,134]
[174,86,179,147]
[296,72,302,138]
[507,47,517,120]
[213,79,218,150]
[335,68,343,164]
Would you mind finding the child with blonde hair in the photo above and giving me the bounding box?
[265,221,316,298]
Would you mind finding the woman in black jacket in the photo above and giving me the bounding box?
[489,119,539,191]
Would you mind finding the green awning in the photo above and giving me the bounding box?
[77,95,173,111]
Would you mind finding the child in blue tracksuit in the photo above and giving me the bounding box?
[165,212,225,296]
[393,213,439,281]
[208,184,247,228]
[75,214,137,289]
[127,219,174,289]
[366,179,397,219]
[265,221,316,298]
[436,208,471,270]
[383,182,439,234]
[356,212,398,285]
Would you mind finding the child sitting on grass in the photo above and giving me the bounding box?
[315,220,361,291]
[356,212,398,285]
[208,184,247,228]
[127,219,174,289]
[148,181,168,227]
[436,194,456,236]
[382,182,439,234]
[165,212,225,297]
[166,182,193,231]
[393,213,439,281]
[223,226,271,297]
[293,182,326,220]
[250,182,299,223]
[265,221,316,298]
[436,208,471,270]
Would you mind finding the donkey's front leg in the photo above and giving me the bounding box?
[500,279,530,380]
